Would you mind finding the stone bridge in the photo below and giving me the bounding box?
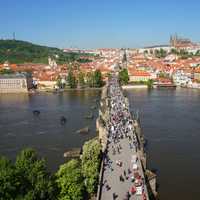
[96,74,157,200]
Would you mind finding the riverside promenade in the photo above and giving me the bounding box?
[97,74,150,200]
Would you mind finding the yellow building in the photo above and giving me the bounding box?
[128,70,151,82]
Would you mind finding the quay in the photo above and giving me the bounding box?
[96,73,157,200]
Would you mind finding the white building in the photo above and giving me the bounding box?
[138,46,172,54]
[173,70,192,86]
[0,74,32,93]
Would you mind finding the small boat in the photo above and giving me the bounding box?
[76,127,89,134]
[85,113,94,119]
[60,116,67,125]
[63,148,81,158]
[33,110,40,116]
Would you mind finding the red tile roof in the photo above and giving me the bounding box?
[129,69,151,77]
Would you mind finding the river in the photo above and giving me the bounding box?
[127,88,200,200]
[0,88,200,200]
[0,90,101,171]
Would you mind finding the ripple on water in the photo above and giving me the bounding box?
[12,120,30,126]
[2,147,19,153]
[150,136,179,142]
[5,132,16,137]
[36,131,47,135]
[48,147,61,152]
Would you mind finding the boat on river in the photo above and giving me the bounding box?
[33,110,40,116]
[60,116,67,124]
[63,148,81,158]
[76,127,89,134]
[85,112,94,119]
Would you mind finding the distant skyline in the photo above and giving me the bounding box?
[1,0,200,49]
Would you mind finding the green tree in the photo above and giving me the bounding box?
[67,70,77,88]
[56,159,85,200]
[77,58,92,63]
[119,68,129,85]
[155,48,167,58]
[86,72,94,87]
[15,148,56,200]
[0,40,95,64]
[93,70,103,88]
[170,48,178,54]
[81,139,102,195]
[78,71,85,88]
[179,49,189,59]
[195,50,200,56]
[56,75,63,89]
[147,79,154,89]
[0,68,14,74]
[0,156,19,200]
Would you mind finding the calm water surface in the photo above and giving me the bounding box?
[0,88,200,200]
[0,90,101,171]
[127,88,200,200]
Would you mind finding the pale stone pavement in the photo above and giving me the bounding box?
[100,131,149,200]
[99,74,149,200]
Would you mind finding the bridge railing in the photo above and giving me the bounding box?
[96,155,105,200]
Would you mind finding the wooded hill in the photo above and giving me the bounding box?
[0,40,93,64]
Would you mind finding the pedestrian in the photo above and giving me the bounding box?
[124,170,126,177]
[126,191,130,199]
[131,176,134,182]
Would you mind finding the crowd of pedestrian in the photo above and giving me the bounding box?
[101,74,148,200]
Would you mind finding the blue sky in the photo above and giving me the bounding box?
[0,0,200,48]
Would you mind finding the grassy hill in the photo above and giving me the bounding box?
[0,40,92,64]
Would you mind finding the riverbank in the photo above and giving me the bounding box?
[122,85,148,89]
[4,84,200,94]
[30,87,103,93]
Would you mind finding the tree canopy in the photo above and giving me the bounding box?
[0,156,19,200]
[15,148,56,200]
[119,68,129,85]
[56,159,85,200]
[0,139,102,200]
[81,139,102,194]
[0,68,14,74]
[78,71,85,88]
[86,70,103,88]
[0,40,93,64]
[93,70,103,87]
[67,70,77,88]
[154,48,167,58]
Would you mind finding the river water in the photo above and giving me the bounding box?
[0,88,200,200]
[127,88,200,200]
[0,90,101,172]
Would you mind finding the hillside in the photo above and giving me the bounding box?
[0,40,92,64]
